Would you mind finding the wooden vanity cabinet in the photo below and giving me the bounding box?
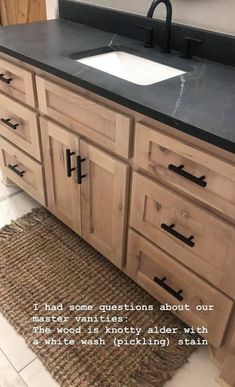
[0,54,235,386]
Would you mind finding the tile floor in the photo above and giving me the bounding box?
[0,172,221,387]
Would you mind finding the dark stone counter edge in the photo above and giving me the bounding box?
[0,45,234,155]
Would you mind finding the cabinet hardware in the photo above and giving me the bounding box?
[8,164,25,177]
[168,164,207,187]
[1,118,19,130]
[154,276,184,301]
[161,223,195,247]
[77,156,86,185]
[66,149,75,177]
[0,74,13,84]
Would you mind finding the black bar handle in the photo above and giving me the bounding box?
[77,156,86,185]
[168,164,207,188]
[1,118,19,130]
[66,149,75,177]
[161,223,195,247]
[0,74,13,84]
[8,164,25,177]
[154,276,184,301]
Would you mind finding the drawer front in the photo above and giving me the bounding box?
[0,58,35,107]
[126,230,233,348]
[0,137,45,205]
[130,173,235,298]
[36,76,132,158]
[0,94,41,160]
[134,123,235,222]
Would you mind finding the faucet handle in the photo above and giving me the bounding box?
[137,25,154,48]
[180,36,203,59]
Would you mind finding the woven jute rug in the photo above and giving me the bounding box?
[0,208,196,387]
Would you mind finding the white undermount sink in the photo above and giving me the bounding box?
[76,51,185,86]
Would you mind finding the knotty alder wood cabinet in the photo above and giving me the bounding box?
[0,54,234,386]
[40,118,129,267]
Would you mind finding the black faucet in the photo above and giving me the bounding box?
[147,0,172,53]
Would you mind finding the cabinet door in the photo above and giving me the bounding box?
[40,118,81,234]
[80,140,129,267]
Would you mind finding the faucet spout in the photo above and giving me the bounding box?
[147,0,172,53]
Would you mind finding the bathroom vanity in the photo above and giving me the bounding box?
[0,1,234,385]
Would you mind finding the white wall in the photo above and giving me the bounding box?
[46,0,58,19]
[46,0,235,36]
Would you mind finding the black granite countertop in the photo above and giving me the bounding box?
[0,19,234,153]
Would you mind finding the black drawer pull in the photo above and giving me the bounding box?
[1,118,19,130]
[77,156,86,185]
[66,149,75,177]
[168,164,207,188]
[154,276,184,301]
[8,164,25,177]
[0,74,13,84]
[161,223,195,247]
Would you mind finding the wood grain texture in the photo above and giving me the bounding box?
[130,172,235,298]
[0,136,45,205]
[0,0,46,25]
[127,230,233,348]
[0,58,35,107]
[134,122,235,223]
[40,118,81,235]
[80,140,130,267]
[0,93,41,160]
[36,76,132,159]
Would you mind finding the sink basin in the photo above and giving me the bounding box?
[76,51,185,86]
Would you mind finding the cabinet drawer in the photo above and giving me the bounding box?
[0,137,45,205]
[127,230,233,348]
[36,76,132,158]
[134,123,235,222]
[0,58,35,107]
[0,94,41,160]
[130,173,235,298]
